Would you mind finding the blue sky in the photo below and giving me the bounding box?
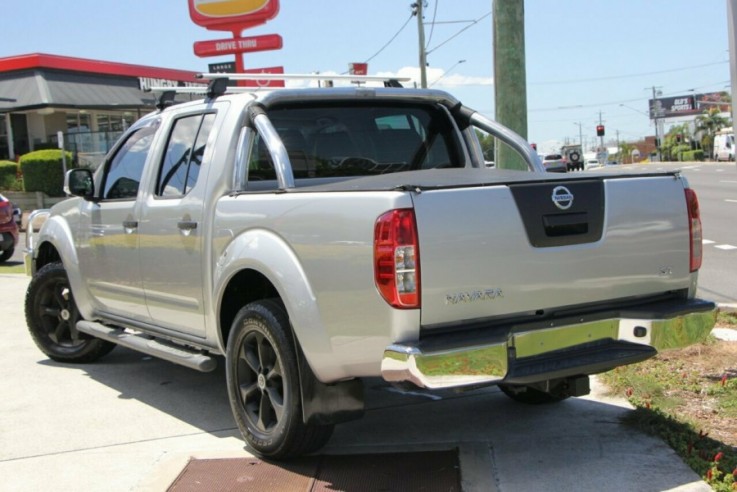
[1,1,731,152]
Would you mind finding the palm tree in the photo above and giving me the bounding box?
[696,107,730,159]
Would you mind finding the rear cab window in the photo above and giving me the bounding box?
[246,102,463,187]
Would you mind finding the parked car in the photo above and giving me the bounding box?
[585,159,601,170]
[0,193,19,262]
[542,153,567,173]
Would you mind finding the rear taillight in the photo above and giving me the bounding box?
[685,188,702,272]
[374,209,420,308]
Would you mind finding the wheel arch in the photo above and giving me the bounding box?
[32,216,96,320]
[213,229,335,381]
[215,232,365,426]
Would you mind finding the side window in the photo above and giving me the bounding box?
[102,122,158,200]
[248,135,277,181]
[157,113,216,197]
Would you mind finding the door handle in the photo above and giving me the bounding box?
[177,221,198,231]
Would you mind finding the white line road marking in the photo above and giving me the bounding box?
[715,244,737,251]
[726,199,737,204]
[702,239,716,244]
[720,180,737,183]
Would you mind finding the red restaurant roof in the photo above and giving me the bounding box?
[0,53,200,83]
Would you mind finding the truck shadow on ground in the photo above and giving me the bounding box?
[40,348,709,492]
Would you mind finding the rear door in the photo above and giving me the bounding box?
[137,108,220,337]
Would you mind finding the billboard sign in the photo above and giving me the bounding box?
[194,34,283,57]
[188,0,280,32]
[649,92,731,119]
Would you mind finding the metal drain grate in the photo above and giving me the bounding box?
[168,449,460,492]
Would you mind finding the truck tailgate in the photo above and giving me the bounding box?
[413,174,693,328]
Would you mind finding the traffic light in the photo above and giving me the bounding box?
[596,125,605,137]
[531,142,537,151]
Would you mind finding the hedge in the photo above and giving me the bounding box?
[681,150,704,162]
[19,149,72,197]
[0,160,18,189]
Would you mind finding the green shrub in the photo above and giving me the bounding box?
[682,150,704,162]
[19,149,72,197]
[0,160,18,189]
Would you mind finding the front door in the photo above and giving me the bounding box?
[77,121,160,322]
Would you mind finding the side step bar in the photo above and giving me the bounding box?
[76,321,217,372]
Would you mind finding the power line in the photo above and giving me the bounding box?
[425,1,439,49]
[362,13,414,64]
[530,61,728,86]
[426,11,491,55]
[530,80,731,113]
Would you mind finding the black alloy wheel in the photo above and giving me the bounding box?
[226,299,333,459]
[25,262,115,363]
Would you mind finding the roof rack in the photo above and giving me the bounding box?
[196,72,412,84]
[145,73,413,100]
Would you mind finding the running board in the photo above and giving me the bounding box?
[76,321,217,372]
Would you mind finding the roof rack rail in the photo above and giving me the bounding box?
[196,72,412,87]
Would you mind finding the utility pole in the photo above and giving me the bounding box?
[574,122,583,151]
[413,2,428,89]
[729,0,737,162]
[649,86,663,161]
[493,0,528,170]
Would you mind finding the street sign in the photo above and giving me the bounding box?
[194,34,283,57]
[208,61,236,73]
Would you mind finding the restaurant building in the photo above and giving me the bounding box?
[0,53,203,166]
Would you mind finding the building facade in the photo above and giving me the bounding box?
[0,53,203,167]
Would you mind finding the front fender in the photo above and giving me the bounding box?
[213,229,336,380]
[35,214,95,320]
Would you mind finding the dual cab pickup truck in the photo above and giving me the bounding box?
[24,77,717,458]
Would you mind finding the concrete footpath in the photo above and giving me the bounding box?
[0,273,710,492]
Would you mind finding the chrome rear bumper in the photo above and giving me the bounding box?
[381,298,717,390]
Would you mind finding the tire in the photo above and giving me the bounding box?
[226,299,334,459]
[25,262,116,363]
[0,247,12,262]
[499,383,570,404]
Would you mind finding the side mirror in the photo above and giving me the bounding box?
[64,169,95,200]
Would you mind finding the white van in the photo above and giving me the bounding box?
[714,127,734,161]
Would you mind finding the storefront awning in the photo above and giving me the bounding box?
[0,69,161,112]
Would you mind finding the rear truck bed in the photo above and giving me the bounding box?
[374,169,716,390]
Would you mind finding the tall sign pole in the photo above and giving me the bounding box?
[189,0,284,86]
[493,0,528,170]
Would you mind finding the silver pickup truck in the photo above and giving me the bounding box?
[24,79,717,459]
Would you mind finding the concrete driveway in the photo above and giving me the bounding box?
[0,273,709,491]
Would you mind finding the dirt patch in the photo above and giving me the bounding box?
[656,340,737,448]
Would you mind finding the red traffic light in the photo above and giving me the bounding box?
[596,125,605,137]
[531,142,537,150]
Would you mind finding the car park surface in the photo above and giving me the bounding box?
[0,272,711,491]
